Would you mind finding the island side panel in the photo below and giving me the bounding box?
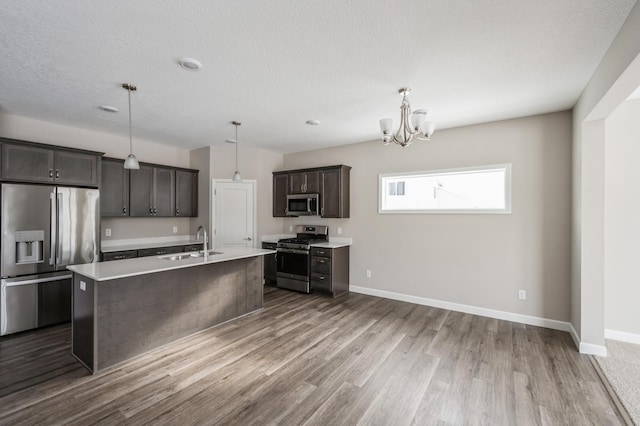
[246,255,263,311]
[72,274,96,372]
[95,257,262,370]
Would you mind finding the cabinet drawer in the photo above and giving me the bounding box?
[311,272,331,291]
[310,247,331,258]
[137,246,184,257]
[102,250,138,261]
[183,244,204,252]
[311,256,331,274]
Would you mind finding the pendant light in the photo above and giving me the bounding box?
[231,121,242,182]
[122,83,140,169]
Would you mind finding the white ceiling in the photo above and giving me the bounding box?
[0,0,636,154]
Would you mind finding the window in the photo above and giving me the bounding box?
[379,164,511,214]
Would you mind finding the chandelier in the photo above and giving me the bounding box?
[379,87,436,147]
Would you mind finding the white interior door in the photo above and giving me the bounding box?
[213,180,256,249]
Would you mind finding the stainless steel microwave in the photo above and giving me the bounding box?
[286,193,320,216]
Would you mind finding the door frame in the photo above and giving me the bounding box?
[211,179,257,249]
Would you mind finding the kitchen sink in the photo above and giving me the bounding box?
[160,251,223,261]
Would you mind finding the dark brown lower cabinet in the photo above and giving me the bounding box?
[310,246,349,297]
[101,243,204,261]
[262,242,277,284]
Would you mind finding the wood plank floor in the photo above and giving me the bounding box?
[0,287,624,425]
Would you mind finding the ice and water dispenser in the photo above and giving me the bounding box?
[15,230,44,264]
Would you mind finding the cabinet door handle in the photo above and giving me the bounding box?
[317,259,326,263]
[123,206,127,214]
[49,169,53,179]
[244,237,252,241]
[318,276,325,280]
[176,208,180,215]
[321,207,324,216]
[149,208,153,214]
[55,169,59,179]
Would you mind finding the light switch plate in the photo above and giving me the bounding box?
[173,226,178,234]
[105,228,111,237]
[80,281,86,291]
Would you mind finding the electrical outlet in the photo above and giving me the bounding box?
[519,290,526,300]
[366,270,372,278]
[80,281,86,291]
[289,225,293,232]
[337,227,342,235]
[105,228,111,237]
[173,226,178,234]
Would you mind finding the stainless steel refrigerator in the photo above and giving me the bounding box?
[1,183,99,336]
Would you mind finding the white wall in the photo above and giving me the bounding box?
[210,144,284,243]
[284,111,572,322]
[604,98,640,336]
[572,1,640,351]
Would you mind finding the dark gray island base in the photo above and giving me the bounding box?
[72,256,262,373]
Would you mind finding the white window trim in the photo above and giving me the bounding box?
[378,163,512,214]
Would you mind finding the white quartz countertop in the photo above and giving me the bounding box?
[101,238,203,253]
[261,235,352,248]
[67,247,275,282]
[310,241,351,249]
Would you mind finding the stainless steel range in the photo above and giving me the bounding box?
[276,225,328,293]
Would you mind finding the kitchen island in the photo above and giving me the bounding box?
[67,247,274,373]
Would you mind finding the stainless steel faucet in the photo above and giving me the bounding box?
[196,226,208,255]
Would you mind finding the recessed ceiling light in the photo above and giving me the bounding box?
[306,119,320,126]
[100,105,119,112]
[179,57,203,71]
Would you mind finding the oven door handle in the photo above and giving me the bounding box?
[277,248,309,255]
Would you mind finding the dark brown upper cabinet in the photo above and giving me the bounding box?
[101,158,130,217]
[289,170,319,194]
[101,158,198,218]
[129,164,175,217]
[1,140,101,187]
[320,165,351,218]
[175,169,198,217]
[273,165,351,218]
[273,172,289,217]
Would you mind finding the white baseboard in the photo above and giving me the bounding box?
[569,323,581,349]
[349,285,571,332]
[605,329,640,345]
[568,323,608,356]
[579,342,608,356]
[350,285,612,355]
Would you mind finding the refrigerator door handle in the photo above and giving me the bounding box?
[3,274,72,286]
[56,193,63,265]
[49,193,57,266]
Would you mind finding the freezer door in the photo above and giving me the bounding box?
[0,272,72,335]
[1,184,55,277]
[1,277,37,335]
[56,187,99,268]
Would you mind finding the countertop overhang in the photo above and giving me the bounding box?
[67,247,274,281]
